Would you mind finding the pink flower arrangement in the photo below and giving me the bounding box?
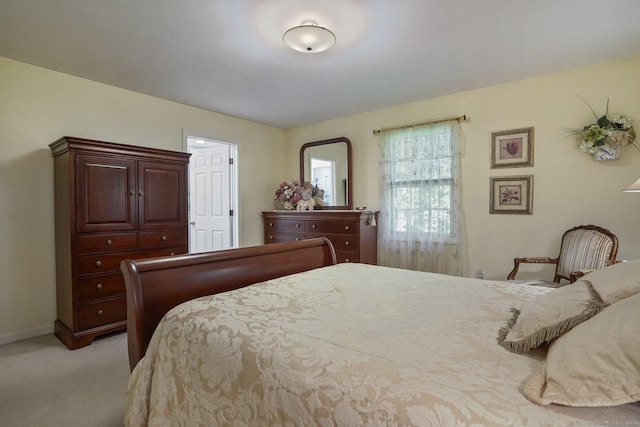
[274,180,324,210]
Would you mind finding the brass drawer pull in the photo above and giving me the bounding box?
[96,283,103,290]
[161,235,167,241]
[106,239,112,246]
[95,261,102,267]
[97,309,104,316]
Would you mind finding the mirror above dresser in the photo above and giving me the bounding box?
[300,137,352,210]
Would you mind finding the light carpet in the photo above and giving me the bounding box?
[0,331,129,427]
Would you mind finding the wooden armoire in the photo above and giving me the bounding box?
[49,136,190,349]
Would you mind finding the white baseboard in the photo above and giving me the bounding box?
[0,324,54,346]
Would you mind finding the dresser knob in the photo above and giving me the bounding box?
[344,225,349,230]
[106,239,112,246]
[161,235,167,241]
[296,238,301,241]
[170,252,175,256]
[345,241,350,246]
[269,222,273,227]
[268,235,273,240]
[312,224,317,229]
[129,191,135,196]
[139,191,144,197]
[296,223,301,228]
[95,261,102,267]
[97,309,104,316]
[345,259,350,263]
[96,283,103,290]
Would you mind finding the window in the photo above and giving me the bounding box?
[382,124,457,239]
[378,121,463,275]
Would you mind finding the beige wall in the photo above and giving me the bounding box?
[0,57,284,342]
[284,56,640,280]
[3,54,639,343]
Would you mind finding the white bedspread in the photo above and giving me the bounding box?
[126,263,640,426]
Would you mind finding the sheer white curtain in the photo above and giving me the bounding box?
[378,121,464,276]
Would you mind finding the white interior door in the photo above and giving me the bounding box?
[188,141,233,252]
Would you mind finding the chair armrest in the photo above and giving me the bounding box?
[569,269,594,283]
[570,259,620,282]
[507,257,558,280]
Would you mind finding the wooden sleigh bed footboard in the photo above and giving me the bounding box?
[120,237,337,370]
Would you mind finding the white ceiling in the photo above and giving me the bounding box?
[1,0,639,129]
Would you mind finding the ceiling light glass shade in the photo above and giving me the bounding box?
[283,20,335,53]
[622,177,640,192]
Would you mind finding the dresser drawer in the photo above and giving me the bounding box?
[336,251,359,263]
[308,232,359,252]
[264,219,306,233]
[264,232,306,244]
[307,220,358,235]
[75,232,137,254]
[76,246,187,275]
[78,296,126,330]
[139,229,187,248]
[76,272,125,302]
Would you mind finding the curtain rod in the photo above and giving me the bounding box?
[372,114,467,135]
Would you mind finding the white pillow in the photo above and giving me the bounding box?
[524,292,640,406]
[576,259,640,304]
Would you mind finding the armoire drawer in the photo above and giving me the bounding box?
[76,246,187,275]
[75,232,138,254]
[307,220,358,235]
[139,229,187,248]
[76,273,125,302]
[78,296,126,330]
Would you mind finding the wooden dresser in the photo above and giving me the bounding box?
[50,136,190,349]
[262,210,378,264]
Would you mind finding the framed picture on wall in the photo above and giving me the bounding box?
[490,127,534,168]
[490,175,533,215]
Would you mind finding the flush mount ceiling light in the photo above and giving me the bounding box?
[283,20,336,53]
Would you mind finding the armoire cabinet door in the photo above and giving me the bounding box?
[76,154,137,232]
[138,161,187,229]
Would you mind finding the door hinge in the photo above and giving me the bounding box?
[229,158,234,165]
[229,209,234,216]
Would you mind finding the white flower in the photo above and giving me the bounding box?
[579,140,598,154]
[612,115,633,130]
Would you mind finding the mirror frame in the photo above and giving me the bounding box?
[300,137,352,210]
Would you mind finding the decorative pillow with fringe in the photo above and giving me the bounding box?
[497,280,606,353]
[523,292,640,406]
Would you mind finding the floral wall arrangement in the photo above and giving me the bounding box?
[572,97,637,161]
[274,180,325,210]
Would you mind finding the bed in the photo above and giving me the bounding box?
[121,237,640,426]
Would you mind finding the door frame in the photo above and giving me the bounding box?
[182,131,239,251]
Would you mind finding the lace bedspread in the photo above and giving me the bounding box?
[126,263,640,426]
